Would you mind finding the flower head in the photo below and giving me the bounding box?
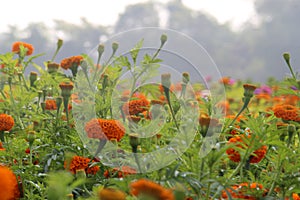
[60,55,83,70]
[45,99,57,110]
[273,104,300,122]
[0,114,14,131]
[226,135,267,163]
[122,93,150,116]
[98,188,126,200]
[0,166,20,200]
[64,155,99,175]
[12,41,34,56]
[85,119,125,141]
[130,179,175,200]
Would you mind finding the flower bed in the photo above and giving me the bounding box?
[0,37,299,200]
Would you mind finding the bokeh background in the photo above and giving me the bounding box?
[1,0,299,83]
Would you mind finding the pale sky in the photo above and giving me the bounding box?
[1,0,257,31]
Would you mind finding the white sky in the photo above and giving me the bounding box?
[0,0,256,31]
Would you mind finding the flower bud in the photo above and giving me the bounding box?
[59,82,74,98]
[129,133,140,153]
[161,73,171,89]
[283,52,290,64]
[98,44,105,55]
[47,62,60,73]
[160,34,168,46]
[182,72,190,84]
[57,39,63,50]
[29,72,38,87]
[112,42,119,54]
[243,84,257,98]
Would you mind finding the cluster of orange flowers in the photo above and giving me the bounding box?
[122,93,150,116]
[130,179,174,200]
[226,135,267,163]
[221,182,266,199]
[104,166,137,178]
[84,118,125,141]
[0,165,20,200]
[0,113,14,131]
[60,55,83,70]
[273,104,300,122]
[64,155,99,175]
[12,41,34,56]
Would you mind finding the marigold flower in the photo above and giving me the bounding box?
[130,179,175,200]
[0,166,20,200]
[98,188,126,200]
[221,182,266,199]
[273,104,300,122]
[64,155,99,175]
[85,118,125,141]
[12,41,34,56]
[0,114,14,131]
[226,135,267,163]
[104,166,137,178]
[122,93,150,116]
[60,55,83,70]
[45,99,57,110]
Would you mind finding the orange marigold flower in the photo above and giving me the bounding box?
[12,41,34,56]
[104,166,137,178]
[122,94,150,116]
[130,179,175,200]
[0,114,14,131]
[291,193,300,200]
[64,155,99,175]
[60,55,83,70]
[0,166,20,200]
[98,188,126,200]
[85,119,125,141]
[226,135,267,163]
[273,104,300,122]
[221,182,266,200]
[45,99,57,110]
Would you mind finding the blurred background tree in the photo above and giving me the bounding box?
[1,0,299,83]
